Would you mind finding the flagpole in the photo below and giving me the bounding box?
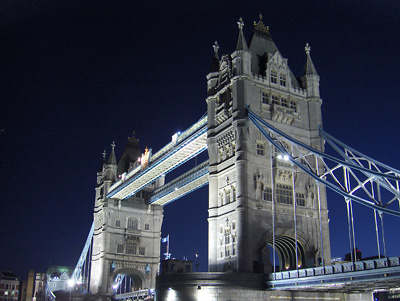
[166,234,169,259]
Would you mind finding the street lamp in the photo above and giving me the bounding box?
[67,279,74,301]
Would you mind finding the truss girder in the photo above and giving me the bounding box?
[149,160,209,206]
[72,222,94,283]
[106,119,207,200]
[247,108,400,217]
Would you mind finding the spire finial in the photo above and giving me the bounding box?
[305,43,311,55]
[213,41,219,54]
[237,17,244,30]
[253,13,269,34]
[102,150,107,160]
[111,141,116,149]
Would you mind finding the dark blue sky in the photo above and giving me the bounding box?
[1,1,399,280]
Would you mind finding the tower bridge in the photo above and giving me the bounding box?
[59,15,400,301]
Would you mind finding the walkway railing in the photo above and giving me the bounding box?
[267,256,400,291]
[148,160,209,206]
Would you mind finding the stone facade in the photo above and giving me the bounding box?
[89,134,164,296]
[156,272,373,301]
[206,16,331,274]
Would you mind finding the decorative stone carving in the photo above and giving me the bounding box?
[277,169,292,182]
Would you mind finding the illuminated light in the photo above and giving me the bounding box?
[67,279,75,288]
[286,266,289,270]
[277,154,283,160]
[298,264,301,268]
[167,288,176,301]
[175,187,179,191]
[112,284,118,290]
[283,155,289,161]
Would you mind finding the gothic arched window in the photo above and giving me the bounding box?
[127,217,138,230]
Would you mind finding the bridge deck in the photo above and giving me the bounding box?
[267,256,400,292]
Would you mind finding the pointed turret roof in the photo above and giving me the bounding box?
[98,150,107,172]
[303,43,318,76]
[248,14,300,87]
[235,18,248,51]
[108,141,117,165]
[248,14,278,75]
[117,131,142,175]
[209,41,220,73]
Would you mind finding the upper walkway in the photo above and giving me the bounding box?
[106,115,208,202]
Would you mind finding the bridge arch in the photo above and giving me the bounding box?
[111,267,147,293]
[258,229,316,272]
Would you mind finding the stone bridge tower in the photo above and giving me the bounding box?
[89,133,164,297]
[206,16,330,274]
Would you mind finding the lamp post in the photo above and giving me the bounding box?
[67,279,74,301]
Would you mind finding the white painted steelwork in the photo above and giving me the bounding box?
[107,116,207,200]
[149,160,209,206]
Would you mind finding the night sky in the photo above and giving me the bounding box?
[1,1,399,280]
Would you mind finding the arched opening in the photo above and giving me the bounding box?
[112,272,142,295]
[260,235,306,272]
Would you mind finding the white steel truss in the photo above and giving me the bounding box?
[247,107,400,217]
[107,116,207,200]
[149,160,209,206]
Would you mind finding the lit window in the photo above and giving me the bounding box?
[263,187,272,201]
[145,223,150,230]
[296,193,305,207]
[257,143,265,155]
[276,184,293,204]
[290,100,297,112]
[139,247,145,255]
[117,244,124,253]
[281,98,288,107]
[280,75,286,86]
[115,219,120,227]
[126,241,136,254]
[261,92,268,104]
[271,71,277,84]
[272,95,279,105]
[127,217,138,230]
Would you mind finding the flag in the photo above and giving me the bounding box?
[162,236,168,243]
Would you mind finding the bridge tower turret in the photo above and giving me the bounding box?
[206,15,331,274]
[90,134,164,298]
